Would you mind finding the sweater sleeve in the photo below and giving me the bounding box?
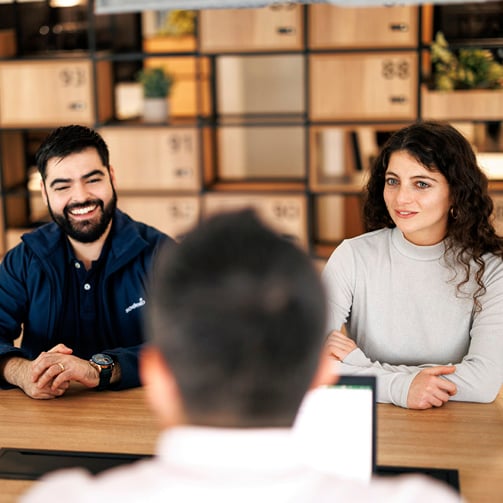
[339,350,423,408]
[322,240,356,332]
[440,258,503,403]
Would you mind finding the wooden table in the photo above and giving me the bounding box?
[0,387,159,503]
[377,389,503,503]
[0,386,501,503]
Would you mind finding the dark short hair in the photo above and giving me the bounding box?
[35,124,110,179]
[146,209,327,428]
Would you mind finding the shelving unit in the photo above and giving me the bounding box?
[0,1,502,260]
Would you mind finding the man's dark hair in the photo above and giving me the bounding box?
[146,209,327,428]
[35,124,110,179]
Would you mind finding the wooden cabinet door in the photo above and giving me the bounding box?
[0,60,110,127]
[199,5,303,52]
[99,127,201,192]
[203,193,308,249]
[119,196,200,242]
[309,5,418,49]
[310,52,418,121]
[217,126,305,180]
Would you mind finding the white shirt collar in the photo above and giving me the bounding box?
[157,426,305,474]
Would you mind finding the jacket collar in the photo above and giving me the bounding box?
[22,209,149,273]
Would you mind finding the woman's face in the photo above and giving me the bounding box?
[383,151,451,246]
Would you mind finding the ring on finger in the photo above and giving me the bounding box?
[57,362,65,372]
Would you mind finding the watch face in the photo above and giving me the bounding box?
[92,353,113,366]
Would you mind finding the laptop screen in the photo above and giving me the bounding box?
[292,375,376,483]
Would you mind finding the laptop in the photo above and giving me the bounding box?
[292,375,460,490]
[0,376,458,490]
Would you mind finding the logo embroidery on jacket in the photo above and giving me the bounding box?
[125,297,146,314]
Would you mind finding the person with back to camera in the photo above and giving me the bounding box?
[0,124,174,399]
[21,209,462,502]
[323,120,503,410]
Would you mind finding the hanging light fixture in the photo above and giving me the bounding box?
[49,0,85,7]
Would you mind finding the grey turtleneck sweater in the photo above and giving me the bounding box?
[322,227,503,408]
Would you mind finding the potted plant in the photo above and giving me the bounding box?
[430,31,503,91]
[136,67,174,123]
[422,32,503,120]
[143,10,197,53]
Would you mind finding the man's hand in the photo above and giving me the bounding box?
[1,344,99,399]
[32,344,100,392]
[407,366,457,409]
[1,352,70,399]
[325,330,357,361]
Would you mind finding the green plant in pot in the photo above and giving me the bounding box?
[430,31,503,91]
[136,67,175,122]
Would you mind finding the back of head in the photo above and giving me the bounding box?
[35,124,110,180]
[146,209,327,428]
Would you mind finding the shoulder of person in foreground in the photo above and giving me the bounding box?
[19,466,464,503]
[311,472,463,503]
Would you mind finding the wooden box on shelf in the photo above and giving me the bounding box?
[199,5,303,53]
[0,59,112,127]
[143,56,211,117]
[0,29,16,57]
[309,52,418,121]
[1,132,25,189]
[216,125,305,181]
[99,127,201,192]
[202,192,308,249]
[309,4,418,49]
[143,35,197,53]
[421,86,503,121]
[309,126,373,192]
[314,194,365,246]
[119,195,200,242]
[4,228,27,254]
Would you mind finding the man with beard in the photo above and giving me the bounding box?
[0,125,174,399]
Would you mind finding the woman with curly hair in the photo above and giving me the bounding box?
[322,120,503,409]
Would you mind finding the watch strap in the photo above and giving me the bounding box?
[97,364,113,390]
[89,355,114,391]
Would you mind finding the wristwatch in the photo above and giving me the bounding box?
[89,353,114,390]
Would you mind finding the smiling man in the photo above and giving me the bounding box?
[0,125,174,399]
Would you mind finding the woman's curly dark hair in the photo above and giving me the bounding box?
[364,120,503,311]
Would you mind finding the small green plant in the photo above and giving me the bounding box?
[136,67,174,98]
[430,31,503,91]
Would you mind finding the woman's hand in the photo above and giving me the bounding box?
[325,330,357,361]
[407,366,457,409]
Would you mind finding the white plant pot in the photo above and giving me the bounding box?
[142,98,169,123]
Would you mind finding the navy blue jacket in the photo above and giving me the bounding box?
[0,209,172,390]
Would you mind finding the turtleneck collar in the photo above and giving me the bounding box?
[390,227,446,261]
